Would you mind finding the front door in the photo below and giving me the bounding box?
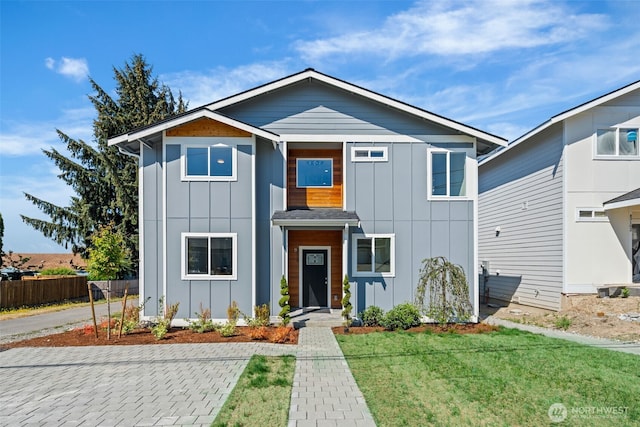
[633,224,640,283]
[302,249,328,306]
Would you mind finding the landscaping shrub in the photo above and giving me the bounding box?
[248,326,269,340]
[151,299,179,340]
[227,301,240,323]
[381,303,421,330]
[245,303,271,327]
[279,276,290,326]
[270,326,291,343]
[218,322,236,337]
[360,306,385,327]
[555,315,572,330]
[189,304,215,333]
[342,275,352,328]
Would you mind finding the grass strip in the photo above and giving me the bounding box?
[336,327,640,426]
[212,354,295,427]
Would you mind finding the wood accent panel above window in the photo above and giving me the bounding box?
[166,117,252,137]
[288,148,343,208]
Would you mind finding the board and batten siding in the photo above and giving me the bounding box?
[346,141,476,315]
[163,137,254,320]
[140,141,164,316]
[478,124,565,311]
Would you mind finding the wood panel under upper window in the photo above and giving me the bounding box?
[288,148,342,208]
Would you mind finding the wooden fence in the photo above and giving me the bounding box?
[0,276,88,309]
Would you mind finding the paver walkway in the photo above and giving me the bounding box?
[0,342,295,427]
[289,327,375,427]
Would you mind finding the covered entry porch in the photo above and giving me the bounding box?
[272,209,359,310]
[604,188,640,283]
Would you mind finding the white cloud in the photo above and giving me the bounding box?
[162,61,293,108]
[0,107,94,157]
[295,0,607,62]
[44,56,89,82]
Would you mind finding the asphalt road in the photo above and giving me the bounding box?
[0,298,139,344]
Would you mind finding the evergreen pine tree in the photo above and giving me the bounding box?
[21,54,186,270]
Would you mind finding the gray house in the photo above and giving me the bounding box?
[478,80,640,311]
[109,69,506,323]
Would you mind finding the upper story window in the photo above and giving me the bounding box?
[352,234,395,277]
[182,232,237,280]
[182,143,237,181]
[351,146,388,162]
[596,128,638,158]
[296,158,333,187]
[428,150,466,198]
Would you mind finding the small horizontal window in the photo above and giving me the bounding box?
[576,208,608,222]
[351,146,388,162]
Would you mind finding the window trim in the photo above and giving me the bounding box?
[427,149,468,199]
[575,208,609,222]
[181,232,238,280]
[594,127,640,159]
[181,142,238,181]
[296,158,334,188]
[350,146,389,162]
[351,233,395,277]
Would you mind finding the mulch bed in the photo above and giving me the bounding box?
[2,323,496,350]
[2,326,299,349]
[332,323,498,335]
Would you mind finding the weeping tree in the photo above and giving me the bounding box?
[415,256,473,324]
[22,54,187,270]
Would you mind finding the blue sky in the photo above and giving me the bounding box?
[1,0,639,254]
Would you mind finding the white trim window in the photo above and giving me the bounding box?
[182,143,237,181]
[595,128,639,158]
[351,146,388,162]
[576,208,608,222]
[352,234,395,277]
[296,158,333,187]
[428,150,467,198]
[182,233,237,280]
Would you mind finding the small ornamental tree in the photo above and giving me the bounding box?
[278,275,291,326]
[341,275,352,328]
[87,224,131,339]
[415,256,473,325]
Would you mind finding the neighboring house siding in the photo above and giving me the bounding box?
[164,139,254,320]
[563,99,640,290]
[219,80,453,136]
[141,142,163,316]
[346,141,476,314]
[478,124,564,310]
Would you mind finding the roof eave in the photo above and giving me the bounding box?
[271,218,361,227]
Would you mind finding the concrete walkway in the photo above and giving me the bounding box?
[484,316,640,356]
[289,327,375,427]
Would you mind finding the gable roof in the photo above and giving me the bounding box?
[108,108,280,154]
[206,68,507,151]
[481,79,640,165]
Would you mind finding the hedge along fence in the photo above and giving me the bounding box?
[88,280,139,300]
[0,276,88,309]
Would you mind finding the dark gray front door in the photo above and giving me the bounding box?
[302,249,328,306]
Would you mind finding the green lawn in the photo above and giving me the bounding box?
[212,355,295,427]
[336,327,640,426]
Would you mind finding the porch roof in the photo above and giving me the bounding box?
[604,188,640,210]
[271,209,360,227]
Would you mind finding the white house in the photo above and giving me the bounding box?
[478,80,640,311]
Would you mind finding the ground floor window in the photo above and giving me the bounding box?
[352,233,395,277]
[182,232,237,280]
